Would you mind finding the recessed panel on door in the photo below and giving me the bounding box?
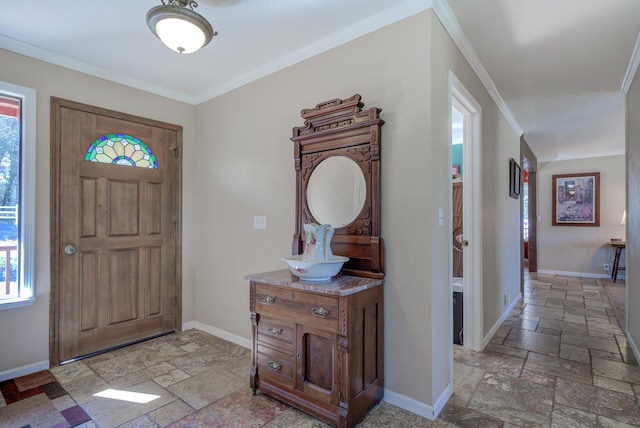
[148,182,162,235]
[109,180,139,236]
[303,332,332,391]
[109,249,140,324]
[81,178,97,237]
[149,246,162,316]
[80,251,98,331]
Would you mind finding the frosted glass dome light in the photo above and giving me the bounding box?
[146,0,217,54]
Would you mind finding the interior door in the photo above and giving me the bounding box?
[51,98,182,364]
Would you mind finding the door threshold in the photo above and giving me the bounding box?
[59,330,176,365]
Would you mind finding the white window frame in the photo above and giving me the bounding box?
[0,81,36,309]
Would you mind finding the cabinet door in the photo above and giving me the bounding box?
[296,324,339,405]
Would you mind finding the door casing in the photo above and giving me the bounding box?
[49,97,183,365]
[449,73,483,354]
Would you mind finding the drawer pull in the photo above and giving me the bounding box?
[267,361,282,371]
[267,327,283,336]
[312,306,329,318]
[261,295,276,304]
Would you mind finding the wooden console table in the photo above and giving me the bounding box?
[609,241,625,283]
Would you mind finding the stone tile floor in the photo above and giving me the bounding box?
[49,272,639,427]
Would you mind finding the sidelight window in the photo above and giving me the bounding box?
[0,82,35,309]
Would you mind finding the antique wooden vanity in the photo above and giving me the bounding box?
[246,94,385,427]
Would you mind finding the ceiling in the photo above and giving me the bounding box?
[1,0,639,162]
[446,0,640,162]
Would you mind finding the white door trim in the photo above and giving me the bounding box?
[449,72,483,357]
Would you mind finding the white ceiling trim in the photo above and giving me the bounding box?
[0,34,196,104]
[622,31,640,95]
[194,0,433,104]
[433,0,523,137]
[1,1,433,106]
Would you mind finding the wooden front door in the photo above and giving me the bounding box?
[50,98,182,364]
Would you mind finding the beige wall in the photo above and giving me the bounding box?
[538,155,626,276]
[193,10,522,408]
[194,11,436,403]
[0,8,523,412]
[429,12,522,396]
[626,61,639,349]
[0,49,197,374]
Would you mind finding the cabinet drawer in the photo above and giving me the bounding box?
[255,284,339,331]
[257,317,294,351]
[257,344,295,387]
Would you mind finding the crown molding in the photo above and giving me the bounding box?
[195,0,433,103]
[0,34,196,104]
[0,0,535,124]
[536,149,626,164]
[432,0,523,137]
[622,31,640,95]
[0,2,434,106]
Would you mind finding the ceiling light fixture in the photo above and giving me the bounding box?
[146,0,218,54]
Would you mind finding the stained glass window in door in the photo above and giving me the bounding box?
[85,134,158,169]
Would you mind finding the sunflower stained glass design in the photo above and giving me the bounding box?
[85,134,158,169]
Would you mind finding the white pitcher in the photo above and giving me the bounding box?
[303,223,335,261]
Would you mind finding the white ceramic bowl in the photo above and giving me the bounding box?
[281,255,349,281]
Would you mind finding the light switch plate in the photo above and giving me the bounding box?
[253,216,267,230]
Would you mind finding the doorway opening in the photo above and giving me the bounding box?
[447,73,484,416]
[521,137,538,295]
[451,105,464,346]
[449,73,483,361]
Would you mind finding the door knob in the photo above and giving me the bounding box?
[462,240,469,247]
[64,245,76,255]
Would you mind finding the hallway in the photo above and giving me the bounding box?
[448,272,638,427]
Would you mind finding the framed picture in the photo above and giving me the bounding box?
[509,158,521,199]
[552,172,600,226]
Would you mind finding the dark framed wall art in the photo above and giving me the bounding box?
[552,172,600,226]
[509,158,522,199]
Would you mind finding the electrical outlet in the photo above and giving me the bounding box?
[253,216,267,230]
[603,263,610,272]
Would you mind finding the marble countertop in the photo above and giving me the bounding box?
[244,269,383,296]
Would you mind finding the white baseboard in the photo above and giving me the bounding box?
[182,320,196,331]
[537,269,610,279]
[383,387,441,421]
[192,322,445,421]
[193,321,252,350]
[0,360,49,382]
[0,323,243,382]
[432,383,452,418]
[482,293,522,349]
[0,321,448,425]
[151,321,471,423]
[626,329,640,366]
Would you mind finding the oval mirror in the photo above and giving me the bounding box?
[307,156,366,228]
